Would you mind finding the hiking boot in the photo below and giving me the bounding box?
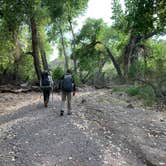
[60,110,64,116]
[44,101,48,107]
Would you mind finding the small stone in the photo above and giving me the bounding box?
[9,151,14,155]
[126,104,134,109]
[81,99,86,104]
[159,162,166,165]
[69,156,72,160]
[99,155,102,159]
[104,161,109,164]
[160,119,164,122]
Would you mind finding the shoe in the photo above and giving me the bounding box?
[60,110,64,116]
[44,101,48,107]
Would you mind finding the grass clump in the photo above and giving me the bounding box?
[126,86,140,96]
[112,85,128,92]
[112,84,156,106]
[138,85,156,106]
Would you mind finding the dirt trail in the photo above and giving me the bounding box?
[0,89,166,166]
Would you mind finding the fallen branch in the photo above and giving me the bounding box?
[0,88,31,94]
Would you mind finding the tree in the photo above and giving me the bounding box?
[75,18,122,78]
[112,0,166,77]
[45,0,88,71]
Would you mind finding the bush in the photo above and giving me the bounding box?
[138,85,156,106]
[126,86,140,96]
[113,84,156,106]
[52,66,64,80]
[73,73,81,86]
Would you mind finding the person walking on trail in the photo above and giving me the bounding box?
[40,70,54,107]
[59,69,76,116]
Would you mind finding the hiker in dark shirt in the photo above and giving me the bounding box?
[59,69,76,116]
[40,71,53,107]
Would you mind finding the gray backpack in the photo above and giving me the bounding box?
[62,74,73,92]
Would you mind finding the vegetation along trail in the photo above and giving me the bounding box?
[0,89,165,166]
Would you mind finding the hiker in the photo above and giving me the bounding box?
[40,70,53,107]
[59,69,76,116]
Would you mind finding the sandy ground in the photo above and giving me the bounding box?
[0,90,165,166]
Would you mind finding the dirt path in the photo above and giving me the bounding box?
[0,90,166,166]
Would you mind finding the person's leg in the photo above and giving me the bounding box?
[60,91,66,116]
[67,92,72,115]
[46,88,51,103]
[43,89,48,107]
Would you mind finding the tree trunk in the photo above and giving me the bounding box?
[38,34,49,71]
[30,17,41,81]
[86,41,122,78]
[59,27,69,70]
[104,46,122,77]
[40,48,49,71]
[68,19,77,73]
[13,32,21,81]
[123,33,137,78]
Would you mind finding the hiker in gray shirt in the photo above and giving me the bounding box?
[59,69,76,116]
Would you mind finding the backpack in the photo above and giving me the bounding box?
[62,74,73,92]
[41,73,50,87]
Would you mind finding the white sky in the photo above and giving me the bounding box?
[75,0,113,30]
[75,0,125,31]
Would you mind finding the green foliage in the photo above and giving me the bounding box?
[75,18,114,81]
[0,0,165,90]
[111,0,126,30]
[17,55,36,81]
[126,86,140,96]
[128,61,145,78]
[52,66,64,80]
[112,84,156,106]
[126,85,156,106]
[125,0,165,35]
[138,85,156,106]
[73,73,81,85]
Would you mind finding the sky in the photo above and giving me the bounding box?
[50,0,121,61]
[75,0,125,31]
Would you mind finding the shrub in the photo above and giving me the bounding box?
[126,86,140,96]
[138,85,156,106]
[52,66,64,80]
[73,73,81,85]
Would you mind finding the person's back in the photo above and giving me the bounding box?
[62,73,74,92]
[40,71,53,107]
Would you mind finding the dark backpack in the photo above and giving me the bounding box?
[62,74,73,92]
[41,74,50,86]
